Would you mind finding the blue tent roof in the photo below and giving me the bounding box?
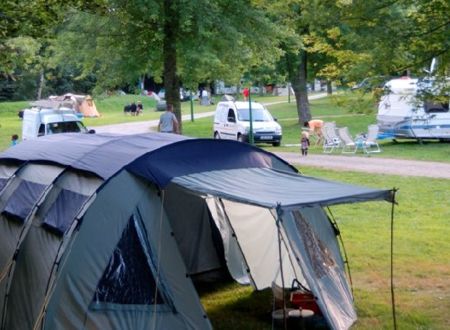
[0,133,295,183]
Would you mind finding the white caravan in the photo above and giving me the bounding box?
[377,77,450,140]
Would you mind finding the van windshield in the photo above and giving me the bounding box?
[237,108,273,122]
[47,121,88,134]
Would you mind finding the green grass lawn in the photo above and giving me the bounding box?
[200,167,450,330]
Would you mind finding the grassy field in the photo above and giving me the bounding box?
[200,167,450,330]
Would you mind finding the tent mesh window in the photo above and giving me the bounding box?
[2,180,46,223]
[42,189,88,236]
[92,216,164,306]
[293,211,337,278]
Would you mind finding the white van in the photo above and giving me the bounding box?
[377,77,450,141]
[21,105,93,141]
[213,97,282,146]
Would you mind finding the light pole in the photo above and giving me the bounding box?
[190,91,194,122]
[248,87,254,145]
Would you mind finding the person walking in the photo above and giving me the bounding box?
[158,104,179,134]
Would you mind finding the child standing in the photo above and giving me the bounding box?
[11,134,19,146]
[301,131,310,156]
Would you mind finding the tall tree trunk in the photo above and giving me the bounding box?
[326,80,333,95]
[163,0,181,131]
[288,50,311,125]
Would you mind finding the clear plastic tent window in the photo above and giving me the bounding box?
[92,215,164,307]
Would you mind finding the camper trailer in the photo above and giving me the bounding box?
[21,101,94,140]
[377,77,450,141]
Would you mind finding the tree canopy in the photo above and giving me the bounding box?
[1,0,448,125]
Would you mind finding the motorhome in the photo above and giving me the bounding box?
[377,76,450,141]
[21,101,94,141]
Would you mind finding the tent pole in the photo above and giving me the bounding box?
[390,189,398,330]
[275,204,287,330]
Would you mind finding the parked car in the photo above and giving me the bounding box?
[213,96,282,146]
[157,88,194,101]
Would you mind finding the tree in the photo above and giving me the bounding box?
[0,1,107,99]
[52,0,283,132]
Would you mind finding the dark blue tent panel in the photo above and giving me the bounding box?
[2,180,47,222]
[42,189,89,235]
[0,133,186,180]
[126,139,295,187]
[0,134,294,185]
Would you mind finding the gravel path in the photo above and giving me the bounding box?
[275,152,450,179]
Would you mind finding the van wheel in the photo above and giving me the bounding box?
[237,134,245,143]
[272,141,281,147]
[214,132,220,139]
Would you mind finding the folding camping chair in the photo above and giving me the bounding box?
[337,127,358,154]
[321,122,341,153]
[363,124,381,154]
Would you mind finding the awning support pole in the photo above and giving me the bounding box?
[390,188,398,330]
[275,204,287,330]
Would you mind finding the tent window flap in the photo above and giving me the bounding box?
[42,189,88,235]
[2,180,46,222]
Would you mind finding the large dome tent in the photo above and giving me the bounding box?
[0,133,394,330]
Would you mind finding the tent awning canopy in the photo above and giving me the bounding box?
[173,168,393,210]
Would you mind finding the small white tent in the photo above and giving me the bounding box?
[0,133,394,330]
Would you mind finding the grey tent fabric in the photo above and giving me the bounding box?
[0,163,65,329]
[172,167,393,209]
[2,170,102,330]
[43,171,211,330]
